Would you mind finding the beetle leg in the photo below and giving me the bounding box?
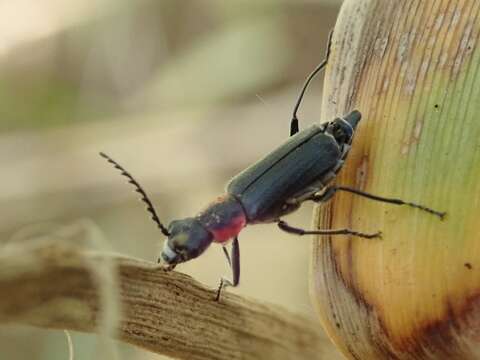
[286,171,337,204]
[277,220,381,239]
[309,186,337,203]
[290,29,333,137]
[222,245,232,268]
[315,186,446,220]
[215,236,241,302]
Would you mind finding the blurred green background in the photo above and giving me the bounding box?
[0,1,343,359]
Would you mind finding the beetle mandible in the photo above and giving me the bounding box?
[100,32,445,301]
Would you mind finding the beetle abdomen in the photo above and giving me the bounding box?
[227,126,341,223]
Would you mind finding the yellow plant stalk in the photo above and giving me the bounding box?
[311,1,480,358]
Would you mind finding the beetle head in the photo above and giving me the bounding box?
[158,218,213,269]
[99,153,214,271]
[327,110,361,145]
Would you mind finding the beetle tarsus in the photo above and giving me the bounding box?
[215,279,227,301]
[216,237,241,302]
[403,201,446,220]
[215,278,227,302]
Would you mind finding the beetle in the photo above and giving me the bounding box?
[100,33,445,301]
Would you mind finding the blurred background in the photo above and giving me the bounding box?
[0,0,343,359]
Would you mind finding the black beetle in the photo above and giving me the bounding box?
[100,33,445,300]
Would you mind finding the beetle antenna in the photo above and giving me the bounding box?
[99,152,170,237]
[291,29,333,134]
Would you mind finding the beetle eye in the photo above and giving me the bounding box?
[328,119,354,145]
